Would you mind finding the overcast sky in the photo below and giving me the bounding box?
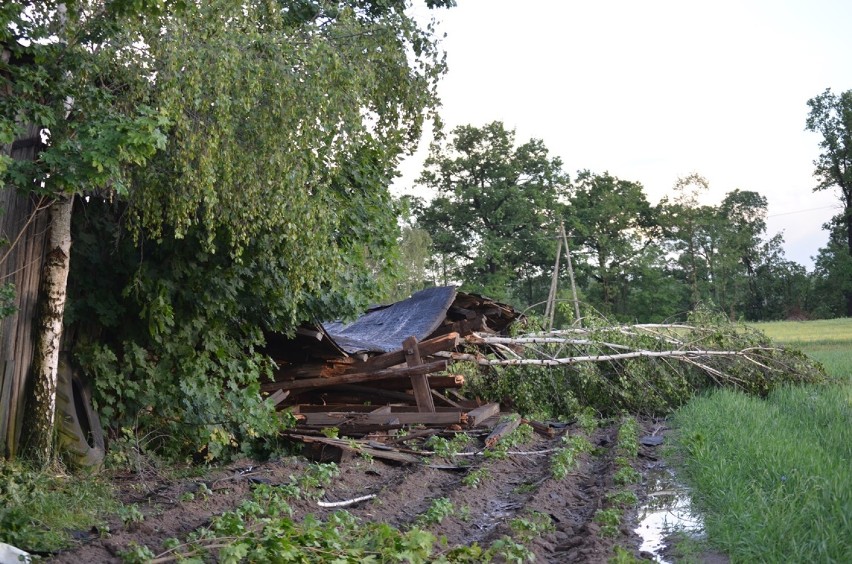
[395,0,852,270]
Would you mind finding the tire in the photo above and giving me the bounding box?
[55,354,105,470]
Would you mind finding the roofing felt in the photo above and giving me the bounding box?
[322,286,458,354]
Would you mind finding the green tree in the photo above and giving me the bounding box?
[415,122,568,304]
[2,0,451,461]
[567,171,659,316]
[805,88,852,316]
[811,216,852,317]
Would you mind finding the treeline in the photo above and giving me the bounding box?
[400,122,849,322]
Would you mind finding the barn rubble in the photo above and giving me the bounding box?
[261,286,525,461]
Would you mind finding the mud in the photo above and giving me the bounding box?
[47,417,704,563]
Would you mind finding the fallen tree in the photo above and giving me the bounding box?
[450,310,828,417]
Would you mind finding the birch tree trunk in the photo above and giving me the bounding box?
[22,196,73,464]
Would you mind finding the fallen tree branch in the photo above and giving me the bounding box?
[318,494,376,508]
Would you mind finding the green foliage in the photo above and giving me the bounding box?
[615,416,639,458]
[509,511,555,543]
[426,433,470,458]
[5,0,449,462]
[606,490,639,507]
[484,423,535,460]
[415,121,568,304]
[0,283,15,319]
[461,467,490,488]
[465,309,828,420]
[593,508,622,538]
[551,435,593,480]
[417,497,455,526]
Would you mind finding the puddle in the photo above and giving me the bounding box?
[635,464,704,563]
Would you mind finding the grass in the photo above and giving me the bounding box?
[750,318,852,383]
[672,318,852,562]
[0,461,118,552]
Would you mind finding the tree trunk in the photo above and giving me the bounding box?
[21,196,74,464]
[0,124,50,460]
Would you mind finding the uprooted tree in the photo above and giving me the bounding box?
[1,0,453,463]
[453,309,827,418]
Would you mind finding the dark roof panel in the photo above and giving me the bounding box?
[323,286,458,354]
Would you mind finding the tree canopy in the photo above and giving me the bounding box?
[805,88,852,316]
[2,0,453,459]
[415,121,568,303]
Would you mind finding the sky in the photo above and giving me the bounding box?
[394,0,852,270]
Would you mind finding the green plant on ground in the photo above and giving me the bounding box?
[615,416,639,458]
[462,467,490,488]
[577,407,599,434]
[509,511,555,543]
[613,465,641,486]
[489,535,535,563]
[609,545,643,563]
[417,497,454,526]
[607,490,639,507]
[426,433,470,458]
[594,508,621,538]
[551,434,594,479]
[137,483,440,563]
[117,503,144,527]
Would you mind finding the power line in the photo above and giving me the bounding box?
[768,205,837,218]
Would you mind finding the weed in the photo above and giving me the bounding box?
[606,490,639,507]
[594,508,621,538]
[118,542,156,563]
[321,426,340,439]
[616,415,639,458]
[426,433,470,458]
[490,535,535,563]
[117,503,144,527]
[613,465,641,486]
[509,511,555,543]
[462,467,490,488]
[577,407,599,434]
[0,461,117,552]
[484,423,535,459]
[417,497,454,526]
[551,434,593,479]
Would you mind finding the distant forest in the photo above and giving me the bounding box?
[401,119,851,323]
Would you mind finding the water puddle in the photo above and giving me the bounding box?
[635,464,704,563]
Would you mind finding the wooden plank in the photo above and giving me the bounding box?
[298,410,464,426]
[485,417,521,448]
[260,360,448,393]
[404,336,435,413]
[431,389,464,409]
[286,434,423,464]
[346,333,460,373]
[343,375,463,391]
[466,402,501,427]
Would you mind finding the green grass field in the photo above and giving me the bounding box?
[672,318,852,562]
[750,317,852,383]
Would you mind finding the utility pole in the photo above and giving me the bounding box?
[544,237,562,331]
[560,221,582,326]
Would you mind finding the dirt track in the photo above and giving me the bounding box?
[49,418,669,563]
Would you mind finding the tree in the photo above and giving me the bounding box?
[2,0,451,461]
[567,171,659,316]
[805,88,852,316]
[415,122,568,304]
[811,216,852,317]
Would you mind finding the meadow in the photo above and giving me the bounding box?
[671,318,852,562]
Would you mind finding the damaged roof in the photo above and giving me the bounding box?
[322,286,458,354]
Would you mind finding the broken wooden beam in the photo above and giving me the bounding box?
[485,417,521,448]
[345,333,460,373]
[260,360,448,393]
[296,410,465,427]
[465,402,501,427]
[404,336,436,413]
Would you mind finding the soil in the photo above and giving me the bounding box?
[45,417,710,563]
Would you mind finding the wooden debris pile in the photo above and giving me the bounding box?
[259,288,523,457]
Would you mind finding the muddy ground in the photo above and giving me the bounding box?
[46,417,701,563]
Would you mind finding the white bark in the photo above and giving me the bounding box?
[25,196,73,463]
